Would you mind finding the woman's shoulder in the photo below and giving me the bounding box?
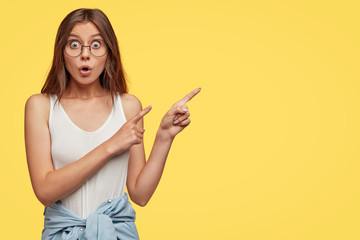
[119,93,143,120]
[26,93,50,108]
[25,93,51,119]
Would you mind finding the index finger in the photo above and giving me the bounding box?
[176,88,201,106]
[130,105,152,124]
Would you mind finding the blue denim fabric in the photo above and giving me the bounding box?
[41,193,139,240]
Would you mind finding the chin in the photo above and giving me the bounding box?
[73,77,100,86]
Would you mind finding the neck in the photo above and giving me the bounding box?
[64,78,108,99]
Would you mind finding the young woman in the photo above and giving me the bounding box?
[25,8,200,239]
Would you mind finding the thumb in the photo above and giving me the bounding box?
[168,105,188,117]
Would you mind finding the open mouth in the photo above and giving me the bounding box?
[80,66,91,76]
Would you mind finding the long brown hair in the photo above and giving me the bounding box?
[41,8,128,101]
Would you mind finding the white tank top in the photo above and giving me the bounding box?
[49,93,129,219]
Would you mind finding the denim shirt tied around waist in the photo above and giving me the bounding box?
[41,193,139,240]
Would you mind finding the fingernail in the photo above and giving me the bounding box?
[173,120,179,124]
[182,107,188,112]
[148,105,152,109]
[174,116,178,121]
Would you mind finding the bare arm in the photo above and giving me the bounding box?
[125,88,201,206]
[25,94,151,206]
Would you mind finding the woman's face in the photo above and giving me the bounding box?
[63,21,107,86]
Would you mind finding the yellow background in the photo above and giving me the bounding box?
[1,0,359,239]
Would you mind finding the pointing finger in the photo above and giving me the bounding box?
[130,105,152,124]
[175,88,201,106]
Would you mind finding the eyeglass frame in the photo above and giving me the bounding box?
[63,39,108,58]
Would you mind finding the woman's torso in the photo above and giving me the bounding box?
[49,93,129,219]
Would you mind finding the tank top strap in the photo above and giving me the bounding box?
[49,94,56,127]
[114,93,128,122]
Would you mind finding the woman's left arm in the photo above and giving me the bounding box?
[124,88,201,206]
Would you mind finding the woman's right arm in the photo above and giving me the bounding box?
[25,94,150,207]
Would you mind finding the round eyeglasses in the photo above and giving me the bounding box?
[64,39,108,57]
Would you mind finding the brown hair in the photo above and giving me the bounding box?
[41,8,128,101]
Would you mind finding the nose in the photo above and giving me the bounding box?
[81,46,91,60]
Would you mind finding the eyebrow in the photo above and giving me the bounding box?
[68,33,103,38]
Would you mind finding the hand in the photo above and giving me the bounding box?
[158,88,201,140]
[107,105,152,156]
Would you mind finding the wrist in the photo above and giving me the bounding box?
[102,139,118,158]
[156,129,174,142]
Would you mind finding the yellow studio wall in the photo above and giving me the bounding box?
[1,0,359,239]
